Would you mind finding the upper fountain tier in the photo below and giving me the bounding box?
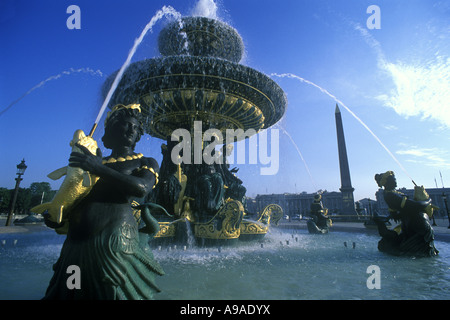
[158,16,245,63]
[103,16,287,141]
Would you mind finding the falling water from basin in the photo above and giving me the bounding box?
[273,123,318,191]
[91,5,182,136]
[271,72,415,183]
[184,219,196,248]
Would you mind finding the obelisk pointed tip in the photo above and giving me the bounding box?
[335,104,340,113]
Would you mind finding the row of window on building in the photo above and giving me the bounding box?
[246,188,450,219]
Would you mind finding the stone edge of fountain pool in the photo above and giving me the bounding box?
[2,220,450,243]
[0,225,49,234]
[274,220,450,243]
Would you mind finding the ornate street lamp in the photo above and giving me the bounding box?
[5,159,27,226]
[442,193,450,229]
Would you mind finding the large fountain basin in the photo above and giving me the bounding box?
[103,56,287,140]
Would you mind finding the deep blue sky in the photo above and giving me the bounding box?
[1,0,449,201]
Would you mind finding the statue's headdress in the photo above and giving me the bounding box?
[104,104,141,126]
[376,170,394,187]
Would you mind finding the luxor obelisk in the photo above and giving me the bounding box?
[335,104,357,216]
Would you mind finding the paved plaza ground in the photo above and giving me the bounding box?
[1,216,450,242]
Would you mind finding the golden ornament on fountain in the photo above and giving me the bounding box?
[31,129,100,234]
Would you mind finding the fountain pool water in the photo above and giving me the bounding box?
[1,228,448,300]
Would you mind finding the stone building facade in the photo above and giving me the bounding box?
[375,187,450,219]
[248,190,351,219]
[247,187,450,221]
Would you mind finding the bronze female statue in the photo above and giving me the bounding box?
[374,171,439,257]
[43,104,164,299]
[307,194,331,234]
[215,144,247,206]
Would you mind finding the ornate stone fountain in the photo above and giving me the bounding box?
[103,16,286,245]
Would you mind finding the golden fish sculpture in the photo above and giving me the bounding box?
[31,129,99,234]
[413,185,439,219]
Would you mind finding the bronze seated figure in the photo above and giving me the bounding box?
[373,171,439,257]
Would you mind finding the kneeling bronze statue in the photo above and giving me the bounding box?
[374,171,439,257]
[307,194,331,234]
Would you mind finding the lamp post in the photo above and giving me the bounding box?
[442,193,450,229]
[5,159,27,226]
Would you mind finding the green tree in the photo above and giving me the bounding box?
[1,182,58,215]
[15,187,32,214]
[29,182,56,207]
[30,182,52,195]
[0,187,11,213]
